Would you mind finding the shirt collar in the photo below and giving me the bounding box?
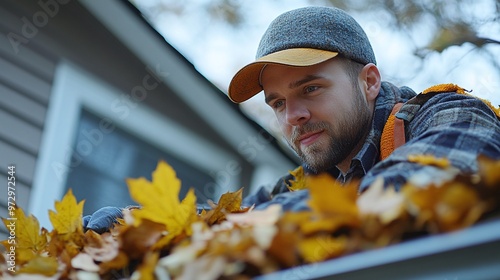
[348,82,416,177]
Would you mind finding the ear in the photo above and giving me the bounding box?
[360,63,381,102]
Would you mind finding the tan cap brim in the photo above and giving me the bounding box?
[228,48,338,103]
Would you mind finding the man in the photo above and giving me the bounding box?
[84,6,500,231]
[229,6,500,210]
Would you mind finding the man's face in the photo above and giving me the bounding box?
[261,58,374,172]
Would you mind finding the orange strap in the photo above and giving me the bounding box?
[380,102,405,160]
[379,83,500,160]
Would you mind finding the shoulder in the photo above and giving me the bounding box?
[398,84,500,124]
[378,81,417,105]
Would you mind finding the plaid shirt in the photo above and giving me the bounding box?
[245,81,500,211]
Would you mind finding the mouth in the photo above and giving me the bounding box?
[297,130,324,147]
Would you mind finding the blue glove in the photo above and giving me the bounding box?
[83,206,123,234]
[254,189,310,211]
[242,186,273,207]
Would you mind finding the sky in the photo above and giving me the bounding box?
[132,0,500,135]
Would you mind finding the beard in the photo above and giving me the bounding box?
[287,86,372,173]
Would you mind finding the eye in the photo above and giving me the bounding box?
[272,100,285,109]
[304,85,319,94]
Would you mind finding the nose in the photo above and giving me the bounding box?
[285,99,310,126]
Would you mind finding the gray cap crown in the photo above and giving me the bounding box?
[256,6,376,65]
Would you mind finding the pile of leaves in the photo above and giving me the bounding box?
[1,155,500,279]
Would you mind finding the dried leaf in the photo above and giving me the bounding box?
[437,182,488,231]
[251,225,278,250]
[83,231,119,263]
[158,240,206,277]
[225,204,282,227]
[298,236,346,263]
[130,251,159,280]
[357,177,404,224]
[176,255,226,280]
[71,253,99,272]
[119,219,166,259]
[267,226,300,267]
[299,216,356,236]
[287,166,307,192]
[97,251,129,273]
[307,173,359,217]
[47,230,84,263]
[404,180,487,232]
[17,255,58,276]
[48,189,84,234]
[204,188,244,225]
[408,154,450,169]
[477,155,500,187]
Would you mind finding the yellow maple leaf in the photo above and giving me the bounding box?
[1,207,48,265]
[127,161,198,247]
[205,188,244,225]
[408,154,450,169]
[174,188,197,238]
[49,189,84,234]
[287,166,307,192]
[45,190,86,265]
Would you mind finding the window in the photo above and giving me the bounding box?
[66,110,217,215]
[31,62,238,228]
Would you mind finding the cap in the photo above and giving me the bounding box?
[228,6,376,103]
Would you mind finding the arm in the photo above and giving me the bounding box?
[360,92,500,191]
[242,172,294,207]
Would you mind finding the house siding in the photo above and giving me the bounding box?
[0,5,56,240]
